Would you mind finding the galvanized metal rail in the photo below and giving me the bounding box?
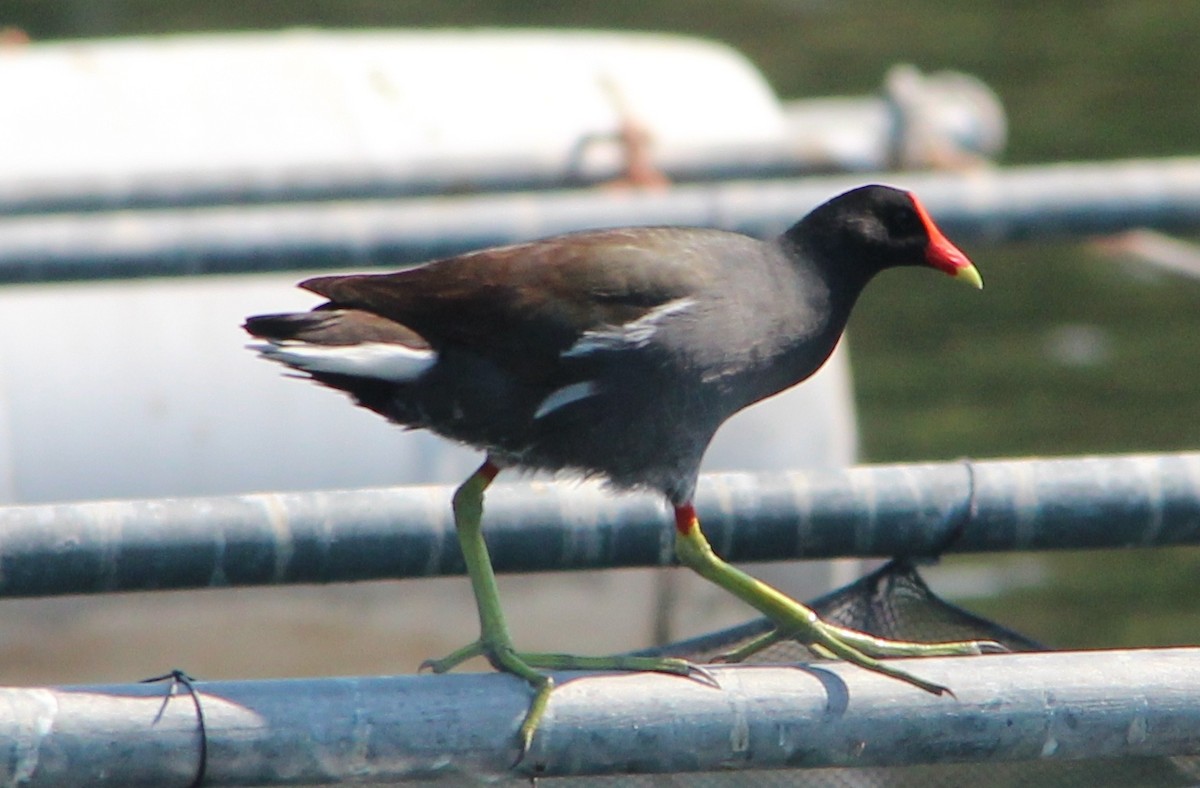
[2,648,1198,785]
[1,452,1197,599]
[2,157,1200,282]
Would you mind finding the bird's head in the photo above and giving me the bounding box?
[787,184,983,289]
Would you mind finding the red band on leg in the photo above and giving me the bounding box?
[673,503,697,535]
[479,460,502,483]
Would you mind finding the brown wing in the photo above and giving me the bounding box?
[299,227,720,358]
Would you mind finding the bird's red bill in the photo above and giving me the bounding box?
[909,193,974,277]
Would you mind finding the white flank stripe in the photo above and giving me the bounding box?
[533,380,600,419]
[251,341,436,382]
[563,297,695,358]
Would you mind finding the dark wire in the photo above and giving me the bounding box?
[141,669,207,788]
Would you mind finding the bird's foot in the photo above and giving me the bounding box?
[440,463,714,758]
[713,616,1008,696]
[672,515,1006,697]
[421,638,708,757]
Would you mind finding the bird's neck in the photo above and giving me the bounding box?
[783,226,879,294]
[729,244,870,409]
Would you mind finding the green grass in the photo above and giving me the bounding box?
[949,548,1200,649]
[851,242,1200,462]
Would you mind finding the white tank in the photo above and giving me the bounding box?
[0,30,1003,211]
[0,29,787,210]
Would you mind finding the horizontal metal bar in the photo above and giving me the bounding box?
[1,157,1200,282]
[3,648,1199,784]
[0,452,1197,599]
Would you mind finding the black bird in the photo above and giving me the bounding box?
[245,184,988,752]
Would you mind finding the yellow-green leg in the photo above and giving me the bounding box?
[422,460,699,756]
[672,504,1001,695]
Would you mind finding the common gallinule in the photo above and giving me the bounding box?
[245,184,988,752]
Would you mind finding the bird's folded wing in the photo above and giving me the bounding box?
[299,228,712,358]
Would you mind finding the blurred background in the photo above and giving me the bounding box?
[0,1,1198,683]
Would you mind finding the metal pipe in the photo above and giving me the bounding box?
[0,452,1197,599]
[3,648,1199,784]
[2,157,1200,283]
